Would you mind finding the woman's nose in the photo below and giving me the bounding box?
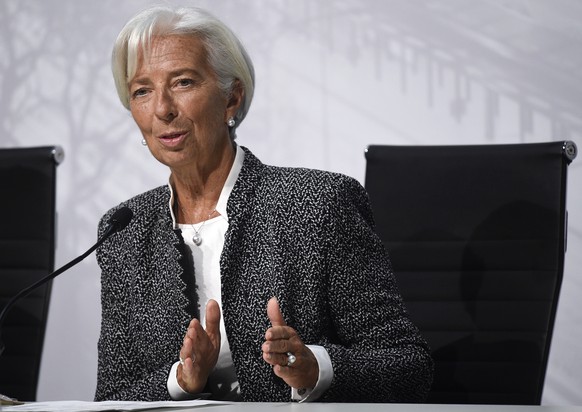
[155,89,177,122]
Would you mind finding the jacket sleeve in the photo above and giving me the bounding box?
[319,176,433,402]
[93,210,174,401]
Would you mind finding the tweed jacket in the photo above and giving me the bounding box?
[94,146,433,402]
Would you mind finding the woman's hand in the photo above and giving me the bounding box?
[177,299,221,394]
[262,297,319,390]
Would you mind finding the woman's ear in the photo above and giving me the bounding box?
[226,79,244,119]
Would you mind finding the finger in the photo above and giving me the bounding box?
[180,325,196,363]
[180,337,191,361]
[205,299,221,336]
[263,350,294,367]
[267,297,287,327]
[265,325,298,342]
[273,364,294,377]
[181,354,197,375]
[185,318,202,340]
[262,339,292,354]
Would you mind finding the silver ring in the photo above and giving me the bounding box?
[286,352,296,366]
[179,357,185,365]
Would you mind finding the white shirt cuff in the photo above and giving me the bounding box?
[291,344,333,402]
[167,361,200,400]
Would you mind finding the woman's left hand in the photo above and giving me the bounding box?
[261,297,319,390]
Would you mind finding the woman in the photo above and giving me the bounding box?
[95,6,433,402]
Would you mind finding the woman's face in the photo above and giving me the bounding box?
[128,35,239,172]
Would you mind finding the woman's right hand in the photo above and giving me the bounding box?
[177,299,221,394]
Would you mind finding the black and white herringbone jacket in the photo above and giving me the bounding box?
[94,146,433,402]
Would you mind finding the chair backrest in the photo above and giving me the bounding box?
[364,141,577,405]
[0,146,64,401]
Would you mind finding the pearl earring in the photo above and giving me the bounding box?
[141,139,147,146]
[227,117,236,127]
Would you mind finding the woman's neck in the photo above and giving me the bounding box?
[171,143,235,223]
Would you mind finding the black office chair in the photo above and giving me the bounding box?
[0,146,64,401]
[364,141,577,405]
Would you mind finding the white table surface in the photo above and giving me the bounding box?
[3,400,581,412]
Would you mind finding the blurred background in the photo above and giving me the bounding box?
[0,0,580,404]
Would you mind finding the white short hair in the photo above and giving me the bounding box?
[112,6,255,136]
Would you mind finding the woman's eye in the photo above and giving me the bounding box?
[177,79,194,87]
[131,88,148,98]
